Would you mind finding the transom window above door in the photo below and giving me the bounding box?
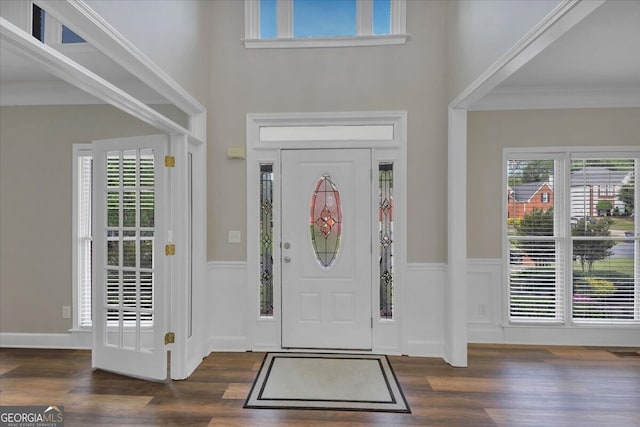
[244,0,408,48]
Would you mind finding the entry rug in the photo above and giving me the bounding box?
[244,352,411,413]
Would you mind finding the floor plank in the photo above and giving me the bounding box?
[0,345,638,426]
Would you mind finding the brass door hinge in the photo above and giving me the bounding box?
[165,244,176,256]
[164,332,175,345]
[165,155,175,167]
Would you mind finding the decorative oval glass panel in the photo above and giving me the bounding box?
[310,174,342,268]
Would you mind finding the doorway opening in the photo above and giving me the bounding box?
[246,111,407,353]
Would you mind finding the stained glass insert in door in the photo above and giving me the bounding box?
[310,174,342,269]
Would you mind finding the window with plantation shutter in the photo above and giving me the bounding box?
[505,149,639,326]
[74,146,157,329]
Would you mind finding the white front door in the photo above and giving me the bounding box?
[281,149,372,350]
[92,135,169,380]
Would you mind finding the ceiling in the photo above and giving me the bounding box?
[1,1,639,109]
[0,37,169,106]
[474,0,640,110]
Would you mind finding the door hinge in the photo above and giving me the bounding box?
[164,332,175,345]
[165,155,175,167]
[165,244,176,256]
[371,317,374,328]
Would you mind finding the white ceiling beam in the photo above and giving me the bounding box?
[450,0,606,110]
[0,16,191,137]
[35,0,206,140]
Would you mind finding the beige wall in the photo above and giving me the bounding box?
[446,0,560,102]
[467,108,640,259]
[208,0,448,263]
[0,105,159,333]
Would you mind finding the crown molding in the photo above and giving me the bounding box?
[471,84,640,111]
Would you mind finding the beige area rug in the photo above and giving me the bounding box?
[244,352,411,413]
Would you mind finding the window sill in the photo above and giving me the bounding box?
[243,34,409,49]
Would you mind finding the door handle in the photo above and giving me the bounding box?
[283,242,291,249]
[283,256,291,263]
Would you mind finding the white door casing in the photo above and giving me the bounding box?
[281,149,372,349]
[92,134,168,381]
[246,111,407,354]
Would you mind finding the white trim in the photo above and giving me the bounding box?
[450,0,606,110]
[446,108,468,367]
[0,17,193,138]
[471,84,640,111]
[0,80,170,107]
[246,111,407,354]
[277,0,292,39]
[467,258,640,346]
[448,0,608,367]
[207,260,446,356]
[357,0,372,36]
[243,34,409,49]
[36,0,206,137]
[0,331,92,349]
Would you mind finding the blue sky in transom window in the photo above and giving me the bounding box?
[259,0,391,39]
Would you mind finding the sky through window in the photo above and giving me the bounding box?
[259,0,392,39]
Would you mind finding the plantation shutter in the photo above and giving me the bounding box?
[570,157,638,323]
[507,157,564,321]
[78,153,93,327]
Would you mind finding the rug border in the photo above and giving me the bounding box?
[243,352,411,414]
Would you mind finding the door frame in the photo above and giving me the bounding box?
[280,148,373,350]
[246,111,407,354]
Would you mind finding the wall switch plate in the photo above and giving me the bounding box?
[228,230,241,243]
[227,146,246,160]
[62,305,71,319]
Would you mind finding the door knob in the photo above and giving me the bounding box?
[283,256,291,263]
[283,242,291,249]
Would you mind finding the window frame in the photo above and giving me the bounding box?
[72,143,93,330]
[243,0,408,49]
[503,146,639,327]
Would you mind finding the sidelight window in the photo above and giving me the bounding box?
[379,163,394,319]
[259,164,274,316]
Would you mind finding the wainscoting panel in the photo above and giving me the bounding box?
[207,261,250,351]
[403,263,445,356]
[207,261,447,356]
[467,258,640,346]
[467,259,504,343]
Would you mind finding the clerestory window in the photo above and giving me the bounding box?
[32,4,86,45]
[244,0,408,48]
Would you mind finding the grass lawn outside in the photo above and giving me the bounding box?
[573,258,635,277]
[607,216,635,231]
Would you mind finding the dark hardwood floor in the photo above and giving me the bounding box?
[1,344,639,426]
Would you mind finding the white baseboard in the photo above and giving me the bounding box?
[0,331,91,349]
[404,340,443,357]
[208,336,249,352]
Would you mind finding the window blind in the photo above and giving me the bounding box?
[507,159,564,321]
[570,158,637,323]
[78,155,93,327]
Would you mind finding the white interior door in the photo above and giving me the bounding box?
[92,135,168,380]
[281,149,372,349]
